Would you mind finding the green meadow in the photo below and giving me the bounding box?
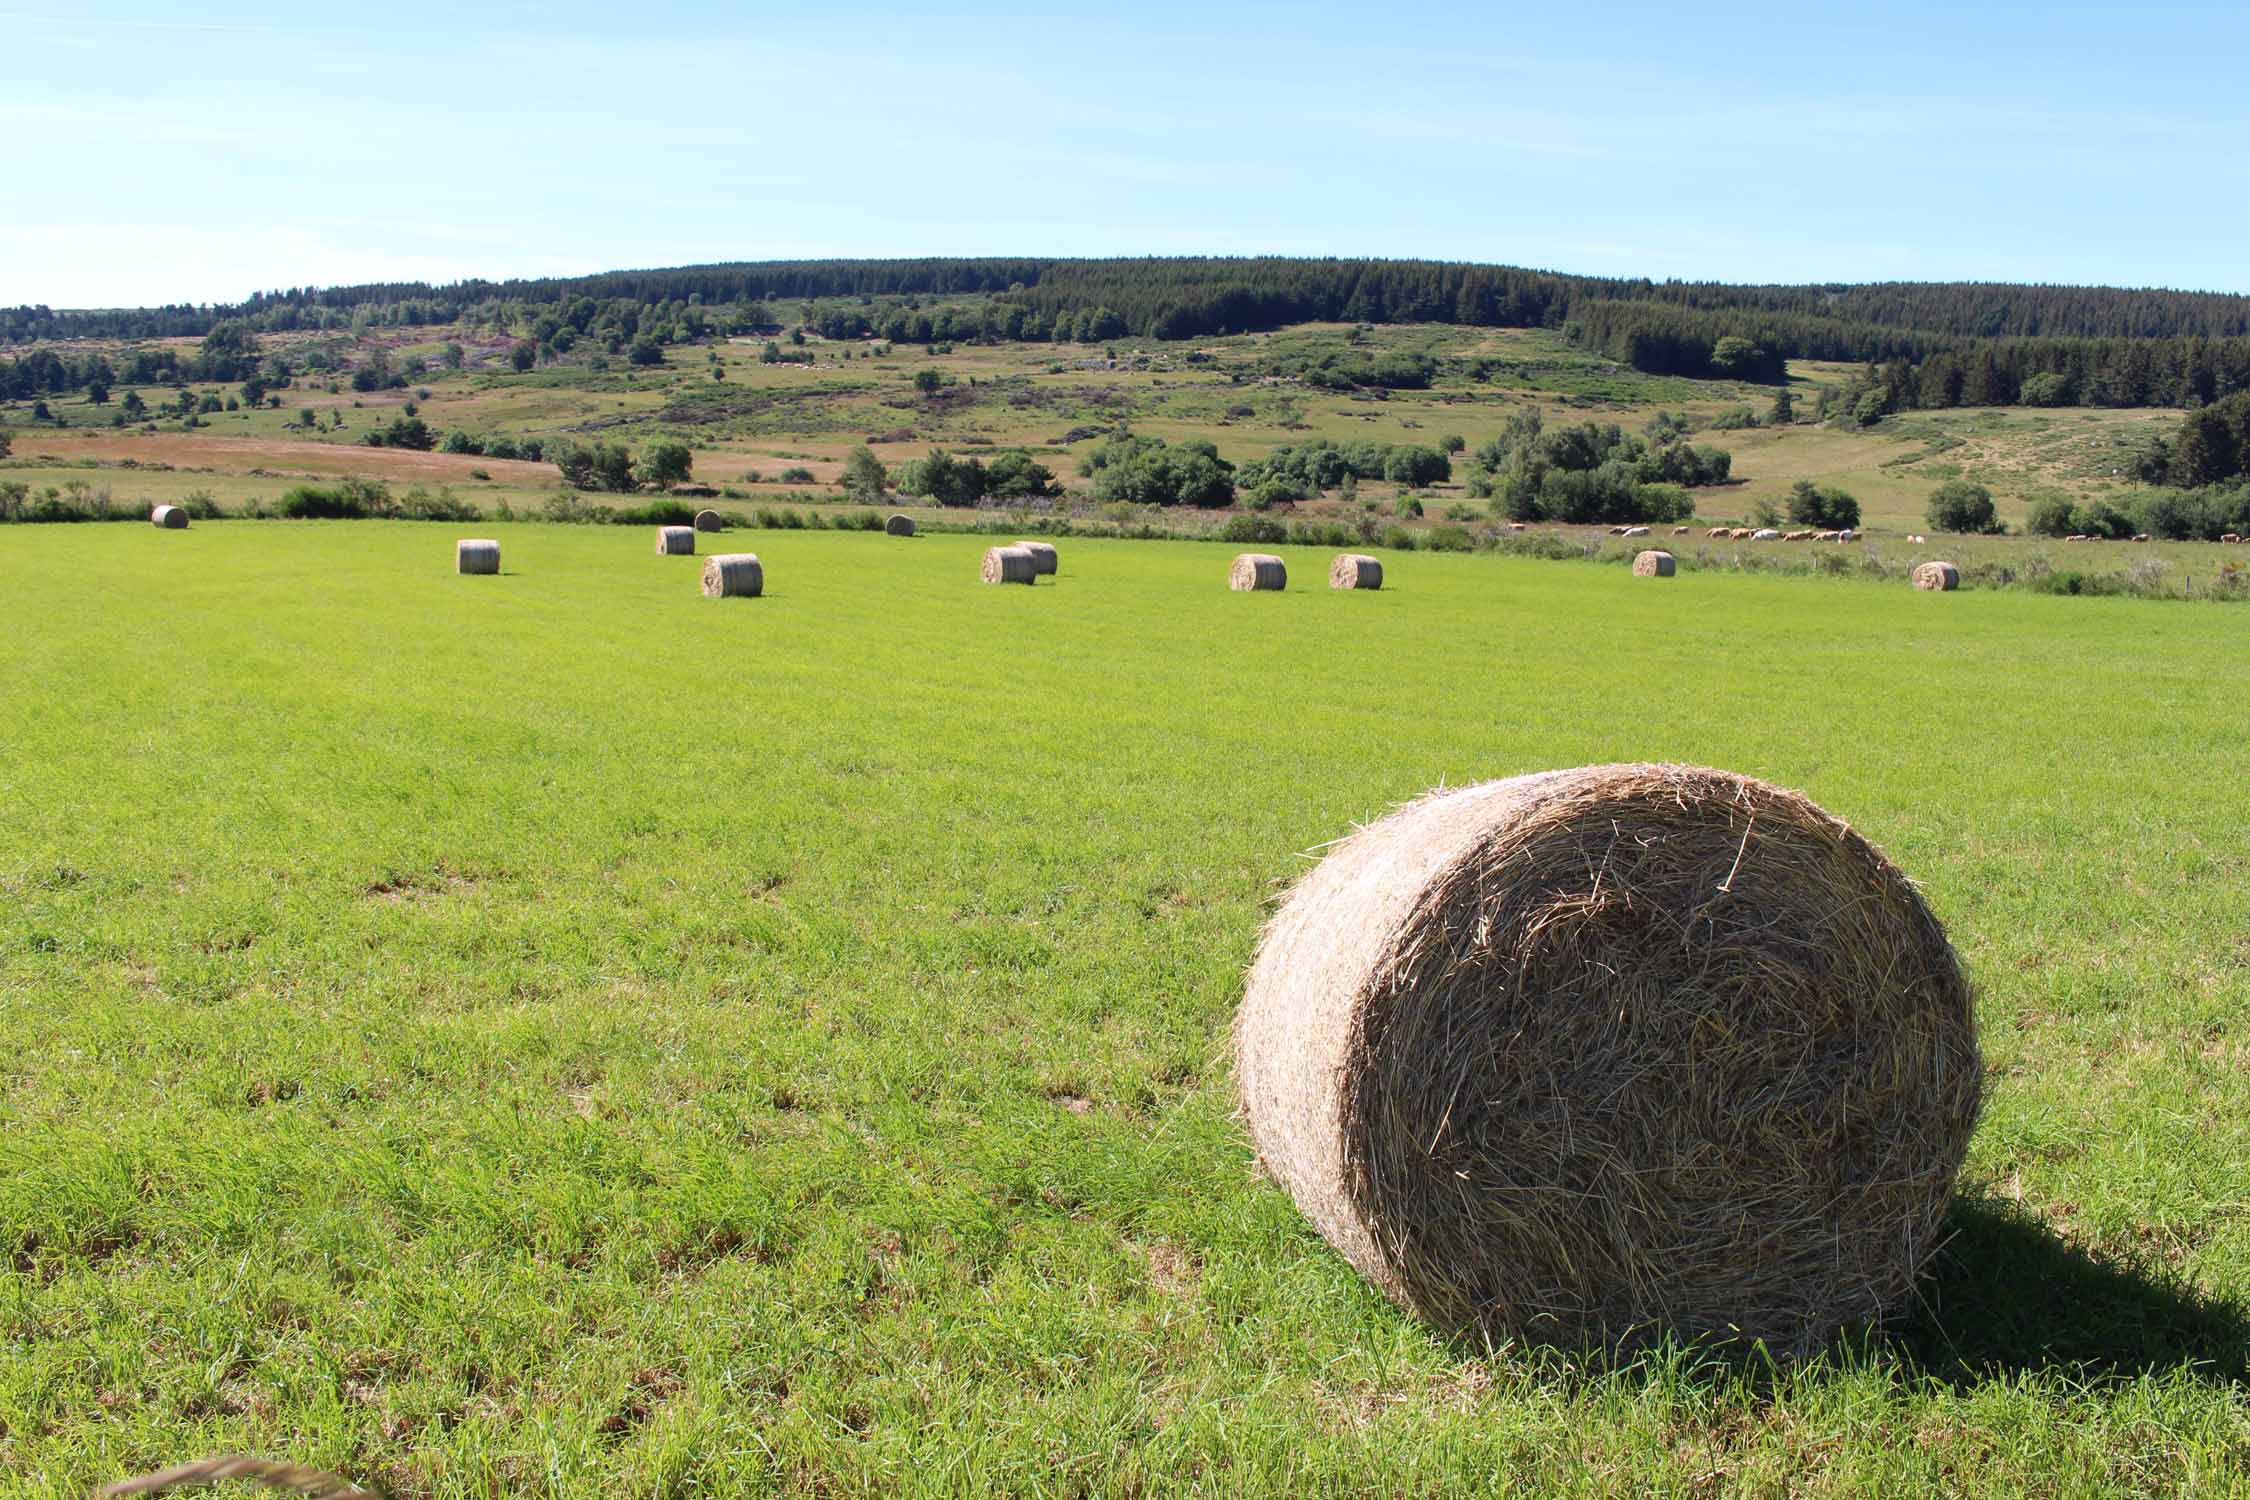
[4,522,2249,1495]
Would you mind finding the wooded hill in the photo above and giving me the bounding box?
[9,256,2250,411]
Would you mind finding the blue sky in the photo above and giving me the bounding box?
[5,1,2247,308]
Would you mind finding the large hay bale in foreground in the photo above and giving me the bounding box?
[1329,553,1383,590]
[701,553,763,598]
[1230,553,1287,591]
[656,525,696,556]
[981,544,1036,584]
[886,513,917,537]
[693,509,724,533]
[1236,764,1979,1354]
[1913,560,1960,591]
[455,539,500,575]
[150,505,188,530]
[1631,549,1675,577]
[1012,540,1059,575]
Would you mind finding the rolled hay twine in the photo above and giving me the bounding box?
[1230,553,1286,591]
[655,525,696,556]
[885,513,917,537]
[981,544,1036,584]
[1632,549,1676,577]
[1236,764,1980,1355]
[1011,540,1060,576]
[150,505,188,530]
[454,539,500,575]
[98,1454,375,1499]
[1329,553,1383,590]
[1913,561,1960,591]
[701,553,763,598]
[693,509,724,533]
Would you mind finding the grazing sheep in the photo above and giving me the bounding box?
[1622,526,1651,538]
[1753,528,1781,541]
[1729,528,1754,540]
[1707,527,1729,539]
[1673,525,1691,536]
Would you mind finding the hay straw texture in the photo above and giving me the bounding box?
[886,513,917,537]
[981,544,1036,584]
[1329,553,1383,590]
[1011,540,1060,575]
[693,509,724,533]
[1631,549,1676,578]
[701,553,763,598]
[1235,764,1979,1355]
[455,539,500,575]
[1230,553,1287,591]
[150,505,188,530]
[656,525,696,556]
[1913,561,1961,591]
[98,1454,376,1498]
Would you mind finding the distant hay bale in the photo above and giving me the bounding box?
[693,509,724,533]
[886,513,917,537]
[1011,540,1059,575]
[981,544,1036,584]
[1230,553,1286,591]
[1236,763,1979,1354]
[656,525,696,555]
[701,552,763,598]
[1329,553,1382,590]
[150,505,188,530]
[455,538,500,575]
[1631,549,1675,577]
[1913,560,1961,591]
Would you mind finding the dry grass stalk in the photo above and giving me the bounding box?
[98,1455,376,1499]
[1230,553,1286,591]
[1329,553,1383,590]
[150,505,188,530]
[454,539,499,575]
[701,553,763,598]
[1913,561,1961,591]
[1631,549,1675,578]
[885,513,916,537]
[981,545,1036,584]
[1235,763,1980,1355]
[1011,540,1059,575]
[655,525,696,556]
[693,509,723,533]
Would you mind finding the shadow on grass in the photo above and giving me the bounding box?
[1883,1192,2250,1387]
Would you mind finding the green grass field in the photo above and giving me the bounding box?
[5,523,2250,1496]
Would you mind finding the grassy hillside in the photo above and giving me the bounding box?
[3,524,2248,1494]
[0,321,2206,544]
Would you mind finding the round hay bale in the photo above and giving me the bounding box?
[1631,549,1675,577]
[455,539,500,574]
[1913,560,1961,592]
[1011,540,1059,575]
[693,509,724,533]
[150,505,188,530]
[1329,553,1383,590]
[1236,764,1979,1354]
[981,544,1036,584]
[1230,553,1286,591]
[886,513,917,537]
[655,525,696,556]
[701,552,763,598]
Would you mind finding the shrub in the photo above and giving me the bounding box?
[607,499,698,526]
[779,466,817,484]
[1926,480,2003,534]
[1786,480,1860,530]
[1424,525,1475,552]
[2026,494,2077,537]
[1395,495,1424,518]
[1220,513,1287,544]
[1378,525,1418,551]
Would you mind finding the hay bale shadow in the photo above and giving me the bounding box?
[1885,1192,2250,1386]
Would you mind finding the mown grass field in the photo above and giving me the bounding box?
[5,523,2250,1496]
